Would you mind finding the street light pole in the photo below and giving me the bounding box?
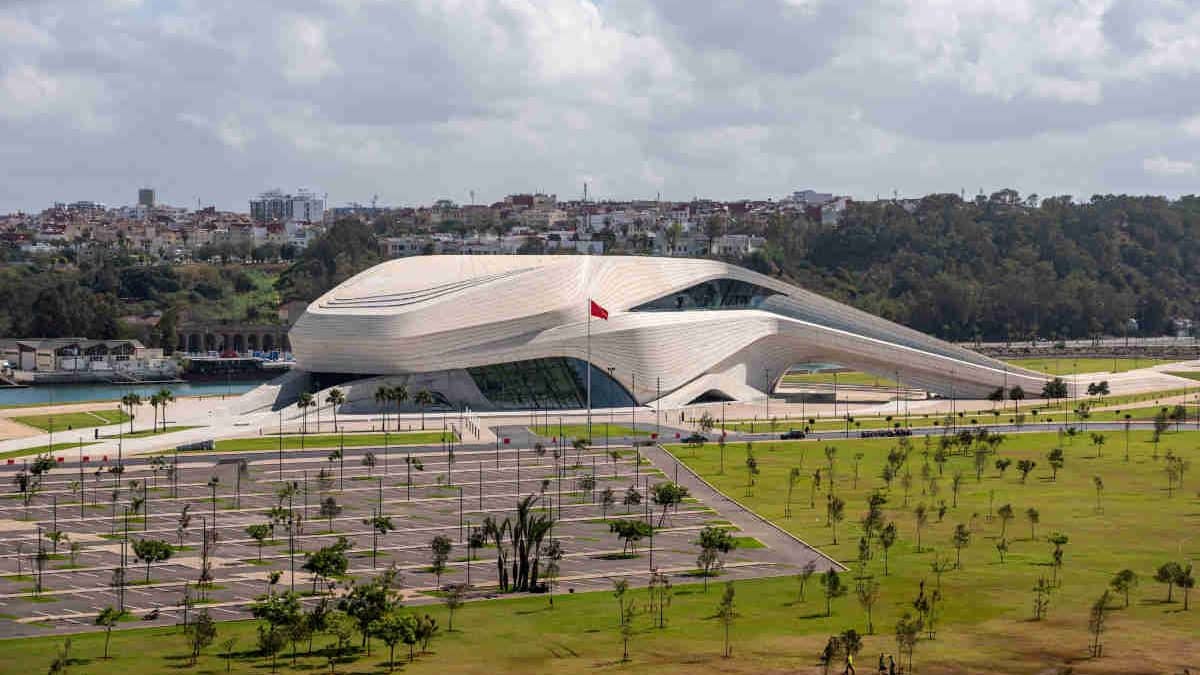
[764,367,771,419]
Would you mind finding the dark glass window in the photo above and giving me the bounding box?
[467,357,635,410]
[631,278,779,312]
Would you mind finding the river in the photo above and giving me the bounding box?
[0,380,264,407]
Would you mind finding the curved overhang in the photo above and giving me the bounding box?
[290,255,1051,404]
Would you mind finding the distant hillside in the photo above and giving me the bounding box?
[742,192,1200,341]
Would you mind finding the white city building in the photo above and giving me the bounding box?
[282,256,1051,413]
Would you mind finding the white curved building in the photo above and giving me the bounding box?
[288,255,1049,410]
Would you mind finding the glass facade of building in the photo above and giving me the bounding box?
[467,357,635,410]
[631,278,779,312]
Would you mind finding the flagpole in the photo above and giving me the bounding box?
[586,297,592,440]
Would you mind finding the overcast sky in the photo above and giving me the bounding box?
[3,0,1200,212]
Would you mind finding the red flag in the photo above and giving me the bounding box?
[590,299,609,320]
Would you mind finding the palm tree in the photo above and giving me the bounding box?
[120,393,142,434]
[149,393,161,434]
[95,606,123,658]
[375,385,392,431]
[413,389,433,431]
[326,388,346,432]
[156,388,174,433]
[297,393,315,435]
[391,385,409,430]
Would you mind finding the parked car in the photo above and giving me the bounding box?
[780,429,806,440]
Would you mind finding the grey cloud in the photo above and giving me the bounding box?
[2,0,1200,212]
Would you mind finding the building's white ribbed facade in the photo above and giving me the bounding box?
[289,255,1049,409]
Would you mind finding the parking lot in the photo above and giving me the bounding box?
[0,430,823,637]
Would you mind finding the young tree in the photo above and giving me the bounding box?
[301,537,349,595]
[363,513,395,568]
[185,609,217,666]
[827,494,846,544]
[973,447,989,482]
[369,607,414,672]
[785,467,801,518]
[797,560,817,602]
[1032,576,1052,620]
[613,578,634,661]
[1110,569,1137,608]
[430,535,452,588]
[543,539,564,606]
[609,519,653,556]
[1047,448,1064,480]
[894,611,923,673]
[857,579,881,634]
[650,481,688,527]
[1176,564,1195,610]
[819,569,848,617]
[1025,507,1040,540]
[1155,562,1184,603]
[219,637,237,674]
[132,538,173,583]
[996,503,1014,539]
[1017,458,1037,483]
[443,583,466,630]
[716,581,736,658]
[623,485,641,514]
[362,451,378,476]
[996,537,1009,563]
[176,503,192,549]
[1049,533,1069,586]
[879,522,897,575]
[339,578,392,655]
[245,523,271,562]
[600,486,615,520]
[819,635,844,675]
[1088,590,1111,658]
[743,447,760,496]
[950,470,964,507]
[952,524,970,569]
[319,496,342,532]
[694,526,737,591]
[913,503,929,552]
[95,606,124,659]
[995,457,1012,476]
[647,570,673,628]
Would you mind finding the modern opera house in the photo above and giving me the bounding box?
[284,255,1050,412]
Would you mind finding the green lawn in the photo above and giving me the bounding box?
[663,429,1200,672]
[0,441,98,461]
[1004,357,1180,375]
[11,409,128,432]
[0,574,920,675]
[1,430,1196,673]
[100,425,199,439]
[529,423,650,439]
[211,431,453,453]
[1166,371,1200,382]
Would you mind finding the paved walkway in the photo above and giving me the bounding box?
[638,443,844,573]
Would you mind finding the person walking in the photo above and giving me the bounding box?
[844,651,856,675]
[888,654,897,675]
[878,653,887,675]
